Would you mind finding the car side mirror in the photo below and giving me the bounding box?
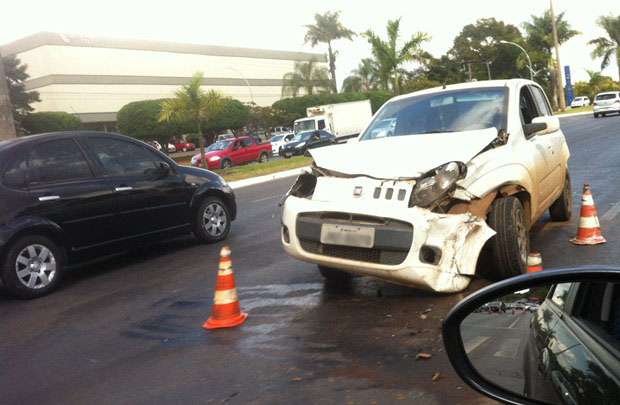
[525,116,560,137]
[442,267,620,405]
[156,162,171,177]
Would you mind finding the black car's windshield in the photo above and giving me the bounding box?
[207,140,233,151]
[292,131,313,142]
[360,87,507,141]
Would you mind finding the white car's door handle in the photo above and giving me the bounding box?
[114,186,133,192]
[38,195,60,202]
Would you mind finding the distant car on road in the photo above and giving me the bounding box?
[191,136,271,169]
[0,131,236,298]
[271,133,294,156]
[570,96,590,108]
[271,126,291,136]
[280,130,336,158]
[593,91,620,118]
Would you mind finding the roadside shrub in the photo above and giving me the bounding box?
[21,111,81,135]
[117,99,192,144]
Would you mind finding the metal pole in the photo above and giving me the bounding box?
[0,51,16,139]
[550,0,566,110]
[499,41,534,81]
[467,63,473,81]
[227,66,255,104]
[485,62,492,80]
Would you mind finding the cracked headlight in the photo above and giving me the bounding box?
[410,162,466,208]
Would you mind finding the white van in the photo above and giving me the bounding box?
[570,96,590,108]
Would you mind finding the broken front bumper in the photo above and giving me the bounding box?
[281,196,495,293]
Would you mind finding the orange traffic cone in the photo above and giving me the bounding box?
[570,184,606,245]
[527,252,543,273]
[203,246,248,330]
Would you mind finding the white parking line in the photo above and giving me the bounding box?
[508,316,521,329]
[601,201,620,223]
[465,336,490,354]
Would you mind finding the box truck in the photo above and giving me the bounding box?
[292,100,373,139]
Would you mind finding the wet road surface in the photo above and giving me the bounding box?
[1,114,620,404]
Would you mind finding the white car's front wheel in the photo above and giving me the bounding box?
[485,197,529,280]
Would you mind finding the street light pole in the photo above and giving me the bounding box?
[498,40,534,81]
[227,66,255,104]
[0,51,17,140]
[550,0,566,111]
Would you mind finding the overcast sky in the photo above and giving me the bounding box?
[1,0,618,86]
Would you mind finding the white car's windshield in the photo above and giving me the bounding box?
[294,119,316,134]
[207,140,233,151]
[596,93,618,100]
[271,135,284,142]
[360,87,507,141]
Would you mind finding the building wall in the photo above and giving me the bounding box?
[1,33,326,122]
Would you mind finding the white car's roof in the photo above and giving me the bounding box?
[390,78,535,103]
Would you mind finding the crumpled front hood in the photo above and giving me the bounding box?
[309,128,498,178]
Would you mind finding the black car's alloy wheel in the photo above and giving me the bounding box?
[1,235,64,299]
[194,197,231,243]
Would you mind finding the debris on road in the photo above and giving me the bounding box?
[432,372,441,381]
[291,377,303,382]
[416,352,432,360]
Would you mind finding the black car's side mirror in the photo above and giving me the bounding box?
[154,162,172,178]
[442,267,620,405]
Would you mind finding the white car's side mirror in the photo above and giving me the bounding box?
[530,115,560,136]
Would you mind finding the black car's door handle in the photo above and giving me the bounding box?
[38,195,60,202]
[114,186,133,192]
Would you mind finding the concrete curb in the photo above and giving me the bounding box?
[228,166,310,189]
[556,111,593,118]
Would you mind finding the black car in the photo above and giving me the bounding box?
[281,130,336,158]
[0,131,236,298]
[524,281,620,404]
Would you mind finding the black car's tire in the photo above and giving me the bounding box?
[221,159,232,169]
[194,196,231,243]
[0,235,65,299]
[318,265,352,282]
[485,197,529,280]
[549,172,573,221]
[283,153,291,159]
[258,152,269,163]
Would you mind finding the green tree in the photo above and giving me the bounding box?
[21,111,81,134]
[423,55,466,85]
[449,18,525,81]
[282,59,331,97]
[573,70,620,100]
[159,72,226,168]
[364,19,430,94]
[2,55,40,134]
[342,58,380,93]
[304,11,355,93]
[204,99,250,137]
[589,14,620,81]
[117,99,192,146]
[523,10,579,109]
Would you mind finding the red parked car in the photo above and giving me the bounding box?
[191,136,271,169]
[174,140,195,152]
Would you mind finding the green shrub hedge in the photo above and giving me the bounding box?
[22,111,81,135]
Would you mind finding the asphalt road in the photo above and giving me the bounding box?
[2,114,620,404]
[462,311,533,395]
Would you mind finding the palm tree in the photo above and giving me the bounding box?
[281,59,331,97]
[523,10,579,109]
[363,19,430,94]
[304,11,355,93]
[589,14,620,81]
[159,72,225,168]
[341,58,380,93]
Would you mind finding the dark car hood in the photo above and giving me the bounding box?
[176,165,225,186]
[283,140,305,149]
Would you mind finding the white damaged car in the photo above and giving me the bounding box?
[280,79,572,293]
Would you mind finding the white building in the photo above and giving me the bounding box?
[1,32,326,129]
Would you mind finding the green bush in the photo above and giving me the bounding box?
[272,91,393,124]
[117,99,191,144]
[205,99,250,132]
[22,111,81,135]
